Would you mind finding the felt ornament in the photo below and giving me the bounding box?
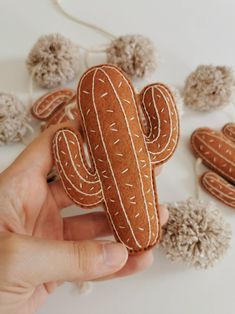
[31,88,82,132]
[222,123,235,142]
[52,64,180,254]
[41,97,81,131]
[161,198,231,269]
[201,171,235,208]
[54,0,158,79]
[183,65,235,111]
[191,124,235,208]
[0,92,31,145]
[31,88,75,120]
[27,33,80,89]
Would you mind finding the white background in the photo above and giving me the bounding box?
[0,0,235,313]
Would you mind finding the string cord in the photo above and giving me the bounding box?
[65,102,77,120]
[54,0,116,40]
[84,44,107,68]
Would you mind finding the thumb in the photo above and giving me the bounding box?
[0,233,128,286]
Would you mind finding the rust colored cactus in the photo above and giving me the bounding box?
[31,88,82,132]
[52,64,180,253]
[31,88,75,120]
[191,123,235,209]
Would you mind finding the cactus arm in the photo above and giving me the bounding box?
[42,96,83,137]
[191,128,235,185]
[52,128,103,208]
[201,171,235,208]
[222,123,235,143]
[31,88,75,120]
[139,83,179,165]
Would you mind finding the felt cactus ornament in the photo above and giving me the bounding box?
[30,88,83,132]
[52,64,180,253]
[31,88,75,120]
[191,123,235,208]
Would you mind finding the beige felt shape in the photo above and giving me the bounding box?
[31,88,75,120]
[52,64,179,253]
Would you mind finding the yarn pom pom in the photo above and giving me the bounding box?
[107,34,157,79]
[183,65,235,111]
[160,198,231,269]
[26,33,80,88]
[0,93,30,145]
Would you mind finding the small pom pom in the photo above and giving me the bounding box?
[26,33,80,89]
[106,34,157,79]
[0,93,30,145]
[183,65,235,111]
[160,198,231,269]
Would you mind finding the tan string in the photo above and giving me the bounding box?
[54,0,116,40]
[65,102,77,120]
[84,45,107,68]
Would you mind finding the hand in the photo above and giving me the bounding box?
[0,122,168,314]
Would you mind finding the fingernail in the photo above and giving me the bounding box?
[103,242,128,268]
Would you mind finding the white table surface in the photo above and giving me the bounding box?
[0,0,235,313]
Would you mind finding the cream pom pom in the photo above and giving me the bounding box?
[183,65,235,111]
[160,198,231,269]
[106,35,157,79]
[26,33,80,89]
[0,93,30,145]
